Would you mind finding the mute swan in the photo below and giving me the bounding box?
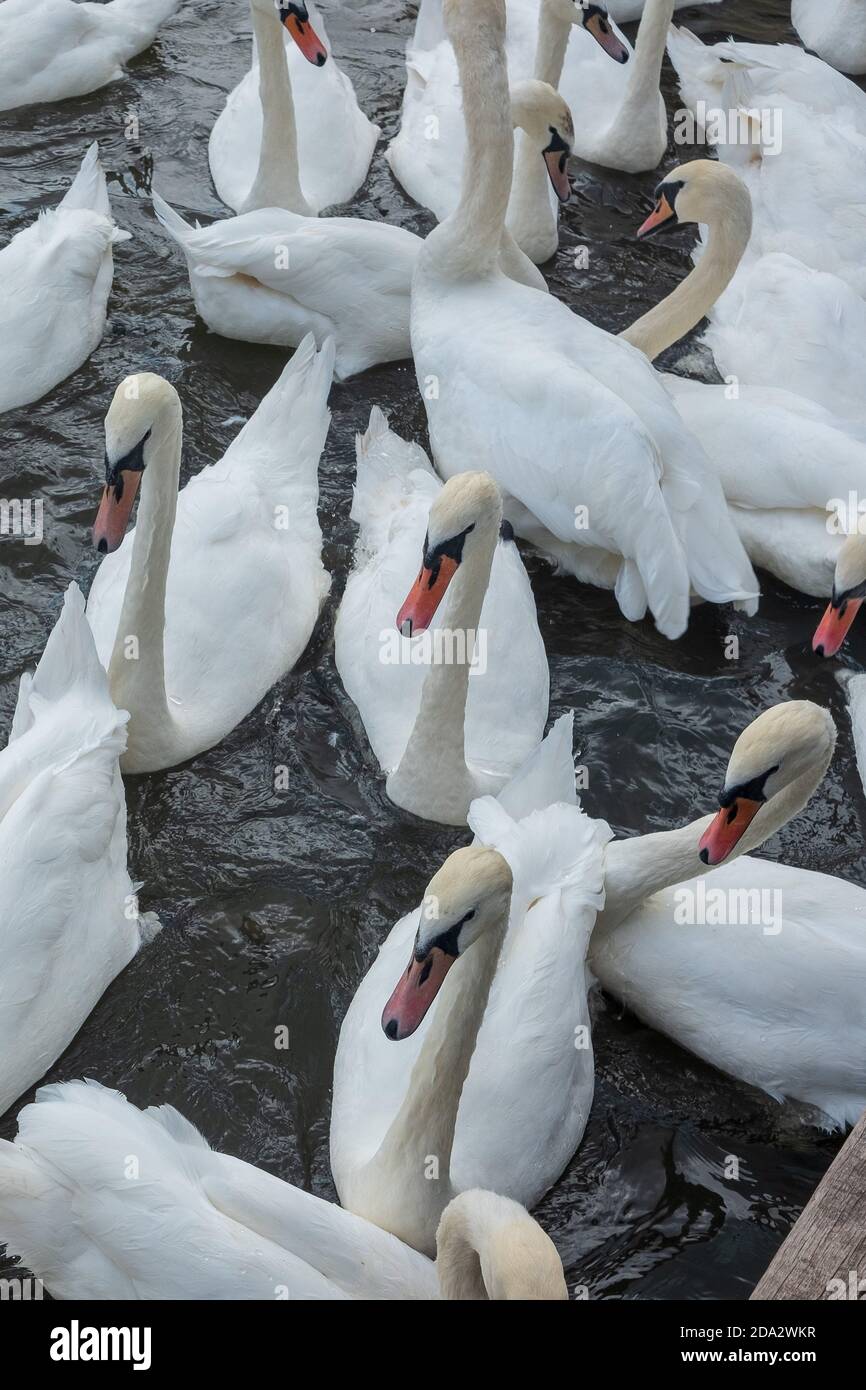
[0,144,129,416]
[813,533,866,658]
[334,411,549,826]
[793,0,866,76]
[387,0,629,262]
[0,1081,566,1299]
[332,714,612,1253]
[0,585,157,1120]
[209,0,379,215]
[86,335,333,773]
[621,160,866,597]
[0,0,180,111]
[412,0,759,642]
[667,27,866,297]
[590,701,866,1130]
[155,76,576,377]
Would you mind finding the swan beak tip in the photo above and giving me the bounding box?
[637,194,676,239]
[544,150,572,205]
[697,798,763,867]
[396,555,459,636]
[381,948,456,1041]
[93,471,141,554]
[812,599,861,659]
[585,13,629,64]
[282,12,328,66]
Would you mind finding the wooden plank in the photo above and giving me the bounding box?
[751,1108,866,1300]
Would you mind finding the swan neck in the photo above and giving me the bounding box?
[534,3,570,88]
[369,909,509,1233]
[243,5,311,214]
[432,1,514,276]
[394,518,497,788]
[621,0,674,111]
[107,400,182,744]
[622,200,751,361]
[599,749,833,930]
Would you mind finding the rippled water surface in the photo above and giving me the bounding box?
[0,0,861,1299]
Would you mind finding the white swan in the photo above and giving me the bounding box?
[0,145,129,415]
[334,411,549,825]
[155,71,575,377]
[0,0,180,111]
[331,714,612,1253]
[412,0,759,642]
[556,0,671,171]
[0,585,157,1120]
[0,1081,566,1299]
[590,700,866,1130]
[667,26,866,297]
[86,335,333,773]
[387,0,630,262]
[209,0,379,215]
[621,160,866,597]
[793,1,866,78]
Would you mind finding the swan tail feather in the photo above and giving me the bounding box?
[10,585,127,748]
[58,143,111,219]
[494,711,577,820]
[151,190,195,249]
[222,336,334,549]
[351,407,436,533]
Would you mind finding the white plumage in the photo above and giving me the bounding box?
[0,144,129,415]
[0,0,181,111]
[0,585,154,1119]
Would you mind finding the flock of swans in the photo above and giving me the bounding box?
[1,0,866,1300]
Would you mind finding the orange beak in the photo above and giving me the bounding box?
[396,555,459,636]
[813,598,863,658]
[584,11,629,64]
[698,798,763,866]
[637,193,676,239]
[282,8,327,66]
[381,947,457,1041]
[93,471,141,554]
[544,149,572,204]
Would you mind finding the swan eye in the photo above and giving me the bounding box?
[103,429,152,487]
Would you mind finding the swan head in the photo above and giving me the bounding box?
[381,845,513,1041]
[636,161,752,240]
[94,373,179,554]
[510,80,576,204]
[566,2,629,64]
[698,701,836,866]
[813,533,866,658]
[436,1191,568,1301]
[396,472,502,636]
[270,0,327,66]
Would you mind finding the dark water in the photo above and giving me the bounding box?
[0,0,860,1300]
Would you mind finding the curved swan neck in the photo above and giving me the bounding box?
[107,394,183,754]
[434,1193,512,1299]
[242,3,313,215]
[622,190,752,361]
[599,749,833,931]
[429,0,514,277]
[392,515,498,795]
[436,1190,567,1300]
